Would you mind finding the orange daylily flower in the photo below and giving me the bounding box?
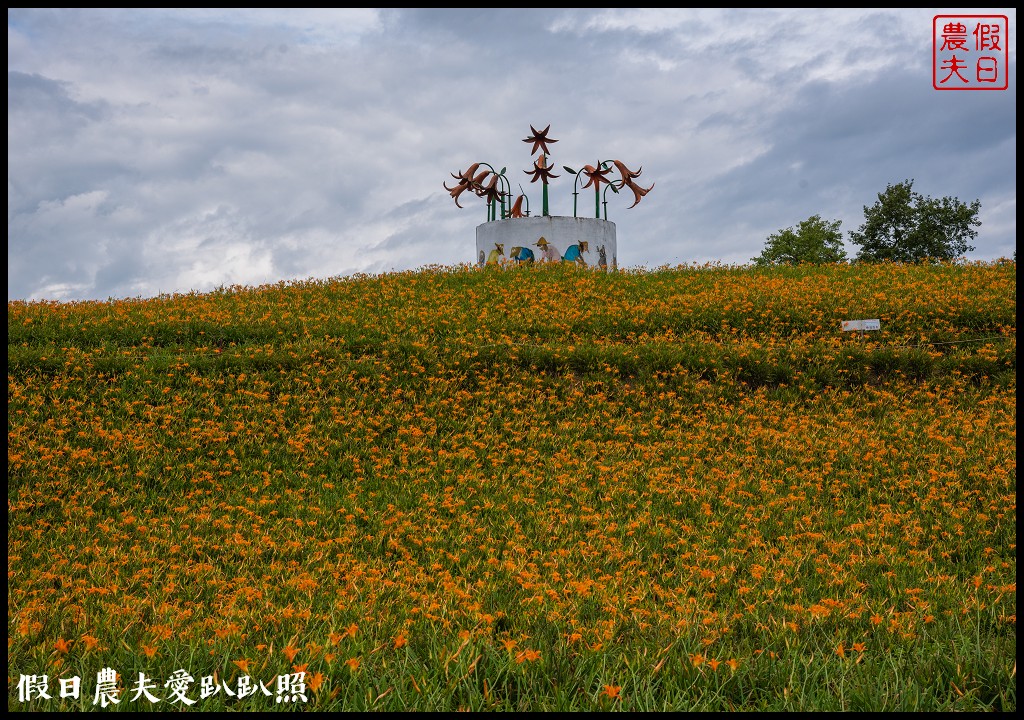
[307,672,325,693]
[515,648,541,663]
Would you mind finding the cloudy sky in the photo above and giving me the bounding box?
[8,8,1017,302]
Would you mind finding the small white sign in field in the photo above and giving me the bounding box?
[841,319,881,332]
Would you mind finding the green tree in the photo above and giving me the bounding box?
[753,214,847,266]
[850,179,980,262]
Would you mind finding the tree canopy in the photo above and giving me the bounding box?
[753,214,847,266]
[849,180,980,262]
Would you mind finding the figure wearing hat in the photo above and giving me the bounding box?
[486,243,505,266]
[562,241,589,266]
[535,236,562,263]
[510,246,535,264]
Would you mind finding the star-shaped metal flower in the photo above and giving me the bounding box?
[523,124,558,157]
[581,162,614,190]
[525,155,560,185]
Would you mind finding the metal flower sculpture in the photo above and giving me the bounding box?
[525,155,559,186]
[566,161,616,218]
[444,125,653,221]
[523,124,558,156]
[523,125,559,216]
[477,174,504,207]
[508,194,528,219]
[444,162,509,219]
[582,163,614,190]
[444,163,489,208]
[611,160,655,209]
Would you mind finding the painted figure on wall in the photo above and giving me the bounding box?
[535,237,562,263]
[562,240,590,266]
[510,246,535,264]
[487,243,505,266]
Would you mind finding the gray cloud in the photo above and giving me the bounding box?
[7,8,1017,301]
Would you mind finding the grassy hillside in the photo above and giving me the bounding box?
[7,261,1016,711]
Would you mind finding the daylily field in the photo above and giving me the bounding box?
[7,260,1016,711]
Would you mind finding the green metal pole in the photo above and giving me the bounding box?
[542,154,550,216]
[500,175,510,219]
[571,168,583,218]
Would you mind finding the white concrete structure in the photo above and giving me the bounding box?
[476,216,617,269]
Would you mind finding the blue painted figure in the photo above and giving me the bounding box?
[510,246,535,263]
[562,240,590,266]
